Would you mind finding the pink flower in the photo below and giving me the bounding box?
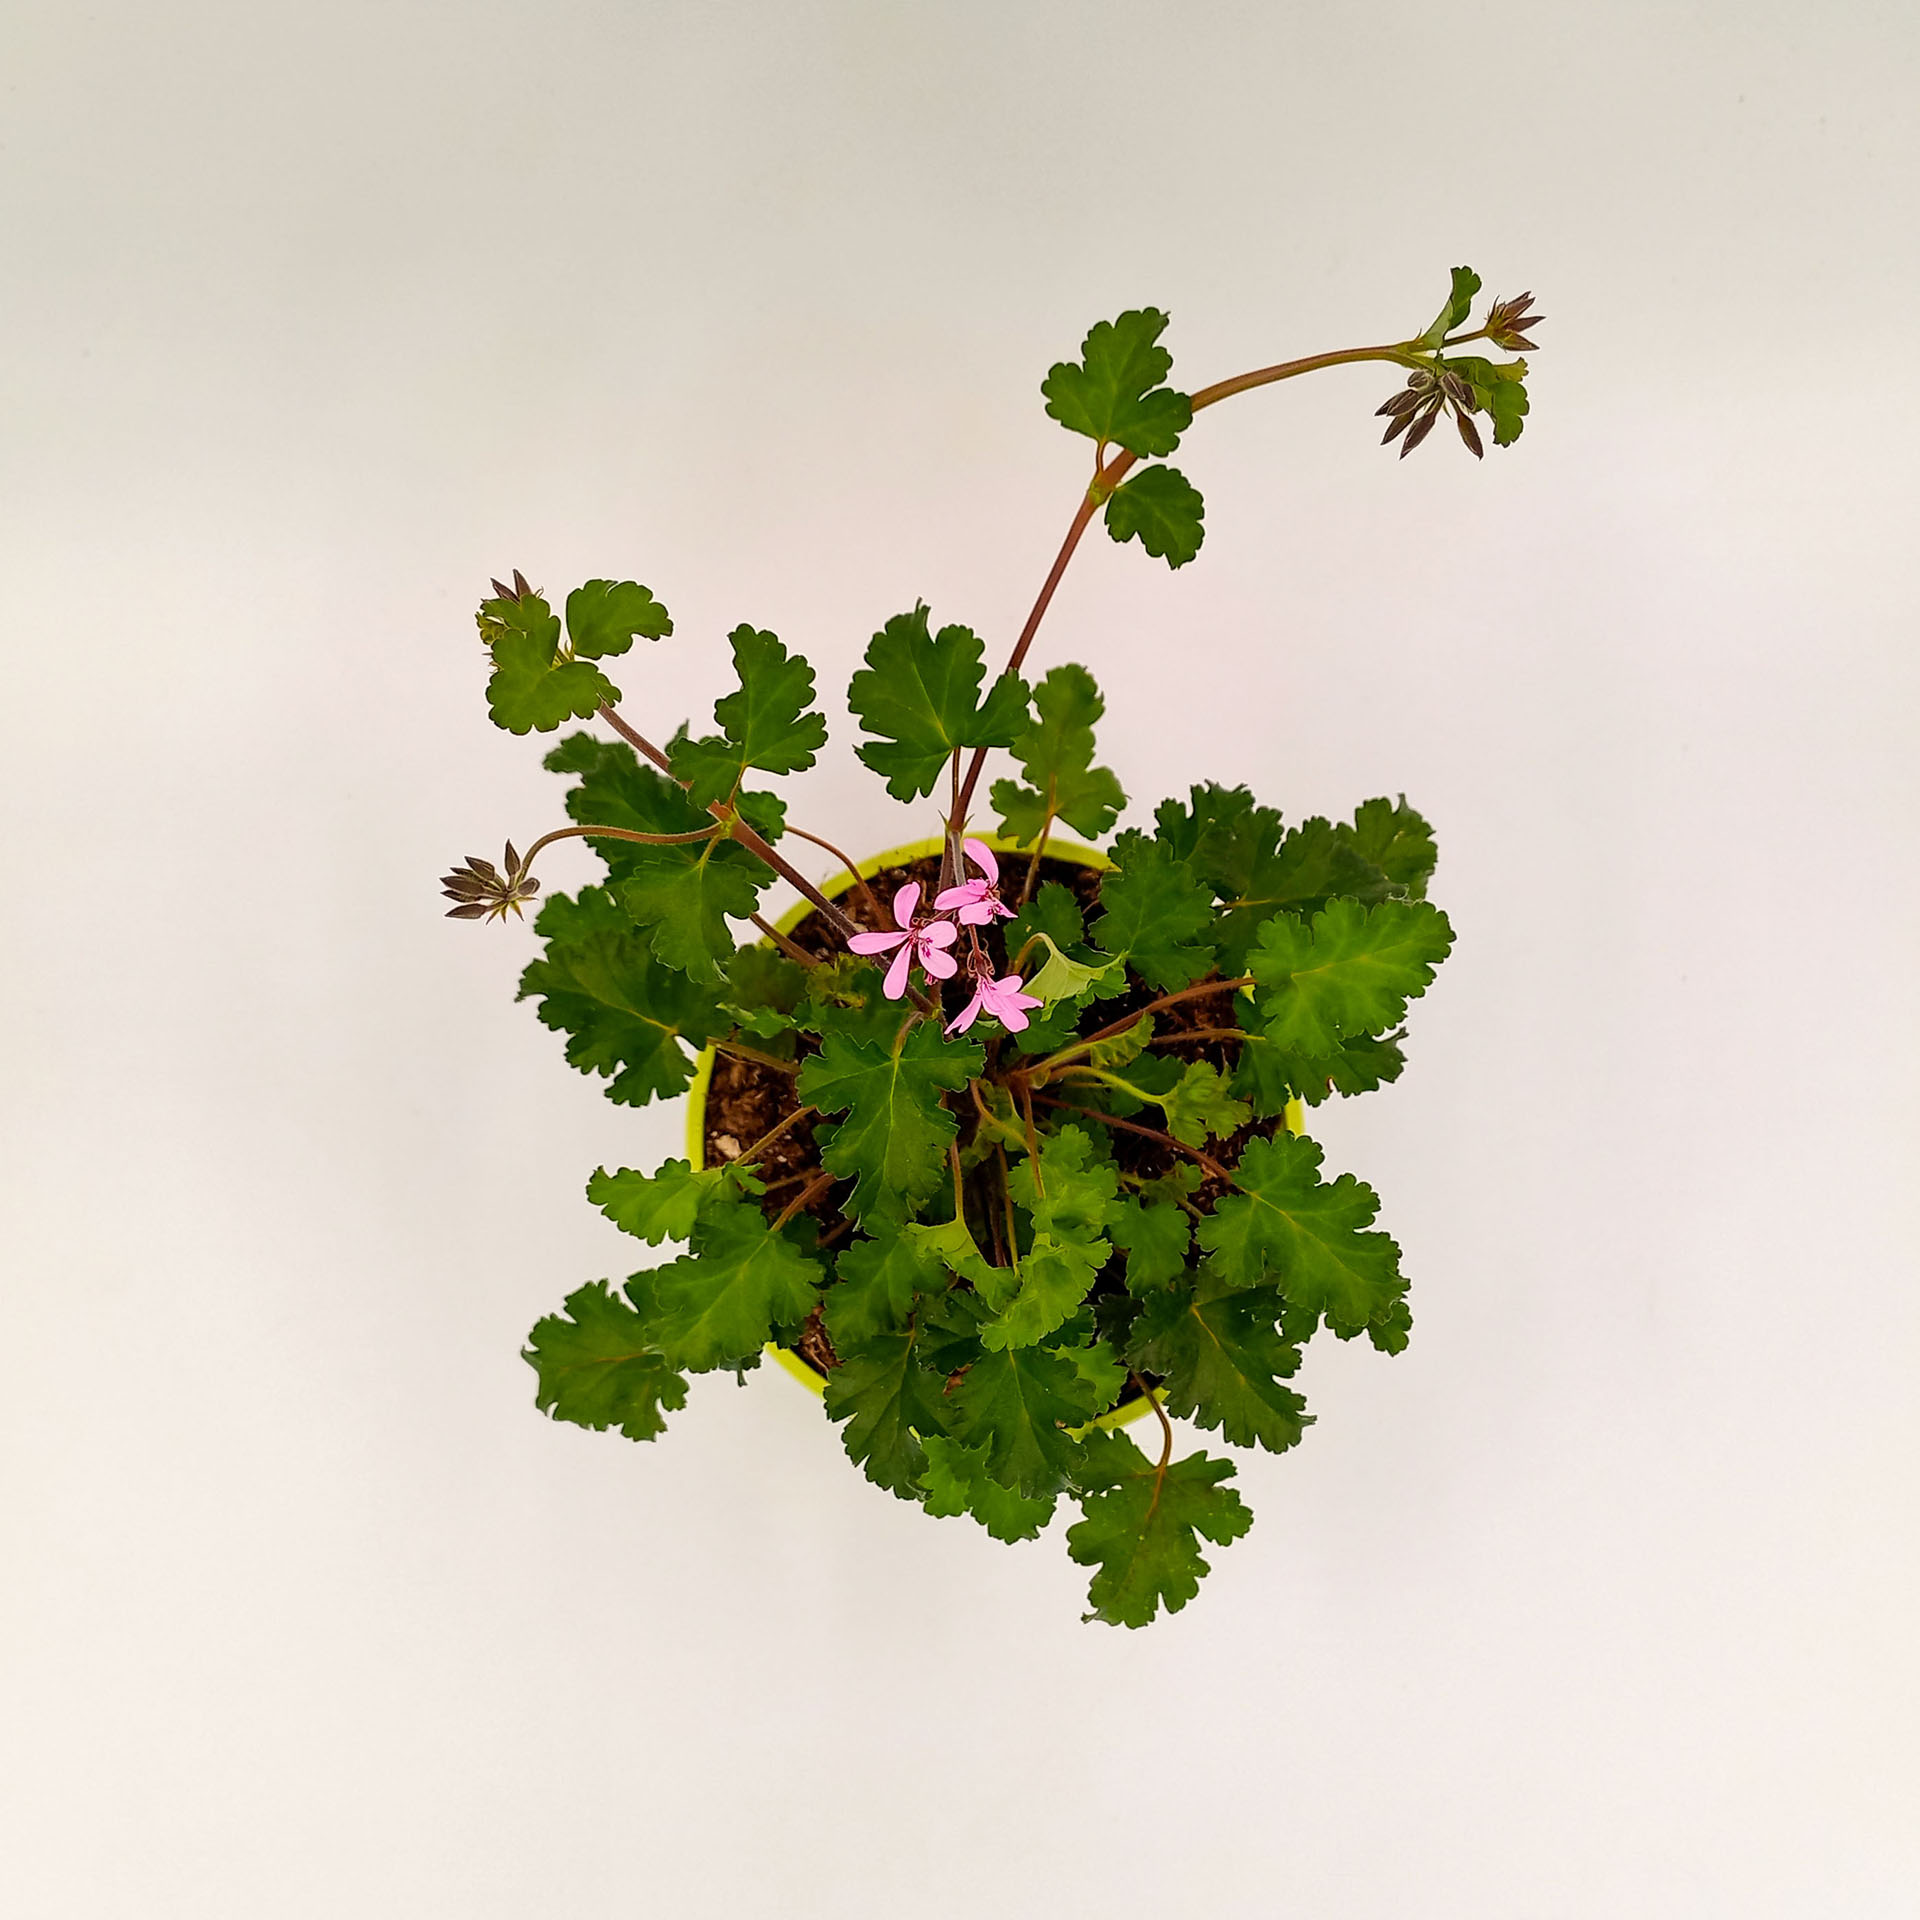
[846,882,960,1000]
[933,838,1017,926]
[946,970,1044,1036]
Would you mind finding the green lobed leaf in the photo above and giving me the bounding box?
[646,1200,823,1371]
[1109,1193,1193,1291]
[1041,308,1192,457]
[564,579,673,659]
[1066,1429,1253,1628]
[487,629,620,734]
[1093,830,1218,990]
[906,1215,1005,1305]
[1247,898,1454,1054]
[517,887,724,1106]
[1232,1028,1407,1115]
[823,1324,954,1499]
[1417,265,1483,349]
[1345,796,1436,901]
[615,839,772,985]
[1020,933,1122,1006]
[983,1130,1126,1354]
[920,1434,1057,1542]
[948,1341,1109,1497]
[524,1280,689,1442]
[989,664,1126,846]
[1128,1268,1311,1454]
[588,1158,762,1245]
[796,1020,984,1220]
[1210,815,1398,974]
[1440,352,1530,446]
[796,955,917,1050]
[825,1233,948,1352]
[670,625,828,805]
[847,604,1031,801]
[1103,465,1206,568]
[720,945,808,1037]
[1155,1060,1253,1148]
[1197,1132,1406,1341]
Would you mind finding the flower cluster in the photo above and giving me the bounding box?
[846,839,1042,1036]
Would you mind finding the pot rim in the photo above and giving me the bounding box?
[685,831,1158,1431]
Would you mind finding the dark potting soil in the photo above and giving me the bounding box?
[699,853,1285,1383]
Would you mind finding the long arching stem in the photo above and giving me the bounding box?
[950,338,1430,826]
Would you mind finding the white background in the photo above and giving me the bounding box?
[5,3,1916,1913]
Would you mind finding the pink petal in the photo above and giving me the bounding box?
[891,881,921,928]
[847,929,908,955]
[883,944,915,999]
[945,987,986,1034]
[963,838,1000,885]
[918,918,958,948]
[932,882,982,912]
[920,945,959,981]
[996,1000,1033,1032]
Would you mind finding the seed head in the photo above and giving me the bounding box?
[440,841,542,922]
[1484,292,1544,352]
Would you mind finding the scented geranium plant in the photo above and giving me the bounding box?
[444,269,1541,1625]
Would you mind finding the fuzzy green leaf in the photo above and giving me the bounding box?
[1129,1269,1310,1454]
[990,664,1126,846]
[543,734,710,866]
[1103,465,1205,568]
[1041,308,1192,457]
[646,1201,823,1371]
[920,1433,1057,1541]
[1198,1132,1406,1341]
[564,579,673,659]
[524,1280,689,1442]
[1247,899,1454,1053]
[1067,1429,1253,1628]
[796,1021,984,1220]
[847,604,1031,801]
[1093,830,1218,990]
[823,1325,953,1498]
[516,887,724,1106]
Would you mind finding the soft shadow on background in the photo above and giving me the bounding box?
[4,3,1915,1914]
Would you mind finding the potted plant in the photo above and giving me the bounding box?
[442,269,1541,1625]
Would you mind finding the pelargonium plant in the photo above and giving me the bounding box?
[444,269,1541,1626]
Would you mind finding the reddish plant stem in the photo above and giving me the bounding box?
[771,1169,835,1232]
[1130,1369,1175,1475]
[952,339,1428,827]
[779,823,881,919]
[734,1104,818,1168]
[1027,1093,1231,1184]
[1023,976,1254,1075]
